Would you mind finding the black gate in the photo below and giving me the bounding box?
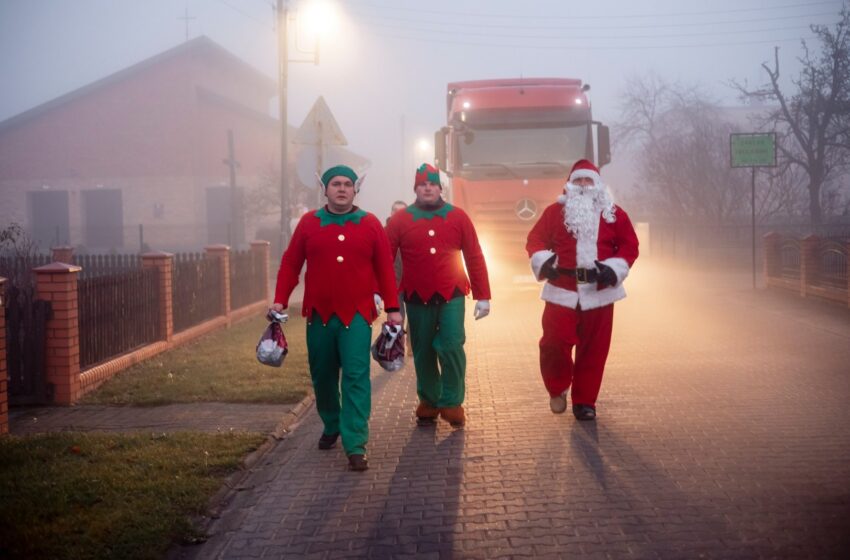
[5,285,52,405]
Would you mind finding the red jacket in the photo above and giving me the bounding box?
[526,202,638,310]
[274,207,400,326]
[386,203,491,302]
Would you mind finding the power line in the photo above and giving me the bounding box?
[350,17,817,42]
[215,0,270,28]
[345,9,839,32]
[345,0,840,21]
[362,29,818,52]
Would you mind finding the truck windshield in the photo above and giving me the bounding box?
[457,124,588,179]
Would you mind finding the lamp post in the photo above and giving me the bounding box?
[277,0,291,251]
[276,0,336,251]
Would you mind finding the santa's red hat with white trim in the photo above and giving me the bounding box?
[568,159,601,186]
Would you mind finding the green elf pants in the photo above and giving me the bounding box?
[406,297,466,408]
[306,312,372,456]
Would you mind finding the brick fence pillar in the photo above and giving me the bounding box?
[51,246,74,264]
[762,232,781,284]
[251,240,271,302]
[34,262,82,405]
[0,277,7,434]
[205,245,231,322]
[800,234,820,298]
[141,251,174,343]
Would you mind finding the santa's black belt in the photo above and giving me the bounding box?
[557,267,598,284]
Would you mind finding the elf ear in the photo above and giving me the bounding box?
[315,172,325,189]
[354,172,367,194]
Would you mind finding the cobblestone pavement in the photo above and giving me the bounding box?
[176,259,850,559]
[9,402,294,435]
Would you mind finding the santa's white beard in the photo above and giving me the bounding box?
[563,185,614,236]
[561,184,616,268]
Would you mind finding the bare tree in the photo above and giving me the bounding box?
[732,7,850,227]
[616,75,792,225]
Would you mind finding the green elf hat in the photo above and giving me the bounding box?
[320,165,358,188]
[414,163,441,189]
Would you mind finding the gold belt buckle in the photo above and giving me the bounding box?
[575,268,587,284]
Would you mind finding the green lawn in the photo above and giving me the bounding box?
[0,431,266,560]
[82,314,312,405]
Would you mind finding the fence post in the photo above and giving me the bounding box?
[762,232,781,287]
[0,278,8,435]
[51,246,74,265]
[800,234,820,299]
[251,240,271,302]
[34,262,82,405]
[141,251,174,343]
[205,245,231,324]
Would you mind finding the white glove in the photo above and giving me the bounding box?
[474,299,490,320]
[374,293,384,314]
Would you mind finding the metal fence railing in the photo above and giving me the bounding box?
[230,249,265,310]
[4,283,52,404]
[815,240,848,289]
[77,268,161,370]
[780,240,801,279]
[73,253,141,279]
[172,253,223,333]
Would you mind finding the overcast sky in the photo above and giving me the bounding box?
[0,0,844,212]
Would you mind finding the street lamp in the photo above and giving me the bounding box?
[415,138,433,164]
[277,0,336,249]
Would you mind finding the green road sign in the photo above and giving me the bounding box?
[730,133,777,167]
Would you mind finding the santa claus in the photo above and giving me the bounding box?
[526,159,639,420]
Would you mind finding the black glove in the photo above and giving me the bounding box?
[594,260,618,287]
[540,254,560,281]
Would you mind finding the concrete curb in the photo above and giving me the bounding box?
[186,394,316,542]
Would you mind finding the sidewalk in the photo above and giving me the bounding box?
[166,259,850,559]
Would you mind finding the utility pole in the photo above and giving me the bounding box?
[277,0,291,250]
[222,129,241,247]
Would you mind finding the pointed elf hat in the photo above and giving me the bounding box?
[414,163,442,189]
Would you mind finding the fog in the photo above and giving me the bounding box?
[0,0,844,255]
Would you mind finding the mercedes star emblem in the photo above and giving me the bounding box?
[515,198,538,221]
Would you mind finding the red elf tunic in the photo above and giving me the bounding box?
[274,206,399,326]
[385,203,491,303]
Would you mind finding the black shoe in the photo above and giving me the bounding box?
[572,404,596,421]
[348,454,368,471]
[416,416,437,427]
[318,432,339,450]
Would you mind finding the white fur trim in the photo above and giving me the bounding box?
[530,250,555,281]
[600,257,630,285]
[577,282,626,310]
[541,283,579,309]
[569,168,601,186]
[573,219,598,268]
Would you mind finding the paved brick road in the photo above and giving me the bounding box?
[177,259,850,559]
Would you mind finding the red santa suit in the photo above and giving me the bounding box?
[526,162,638,411]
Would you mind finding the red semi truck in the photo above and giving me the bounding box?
[434,78,610,272]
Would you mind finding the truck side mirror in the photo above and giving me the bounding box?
[598,125,611,167]
[434,128,448,171]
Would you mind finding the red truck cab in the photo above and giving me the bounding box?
[434,78,610,273]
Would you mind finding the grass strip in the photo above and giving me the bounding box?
[0,431,266,560]
[82,314,312,405]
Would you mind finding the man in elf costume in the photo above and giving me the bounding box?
[272,165,401,471]
[386,163,491,428]
[526,159,638,421]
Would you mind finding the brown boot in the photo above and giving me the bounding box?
[416,402,439,426]
[439,405,465,428]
